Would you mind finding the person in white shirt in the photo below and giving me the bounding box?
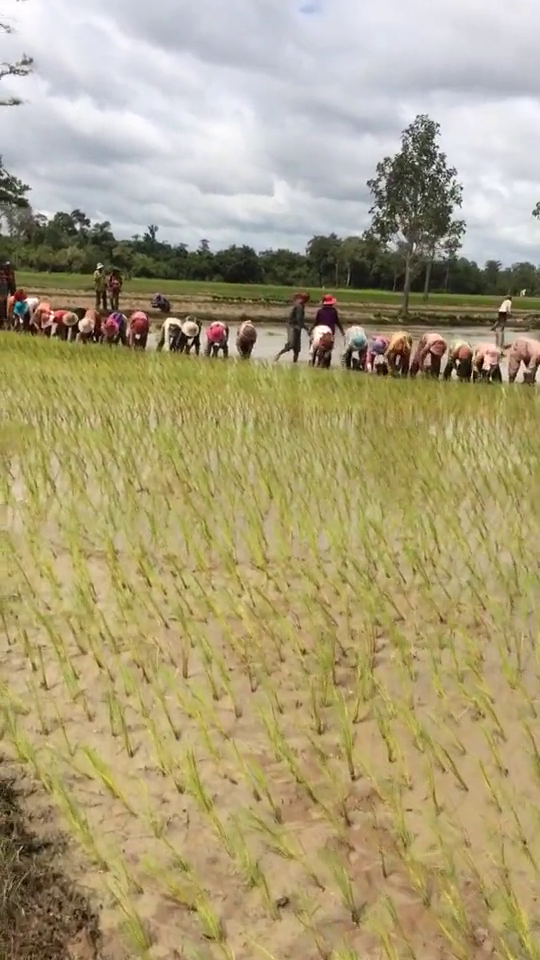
[492,296,512,346]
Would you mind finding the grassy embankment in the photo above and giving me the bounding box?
[2,334,540,959]
[16,271,540,323]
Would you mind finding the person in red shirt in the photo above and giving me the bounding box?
[108,270,123,311]
[128,311,150,349]
[0,260,16,328]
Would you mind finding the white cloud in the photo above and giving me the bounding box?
[2,0,540,262]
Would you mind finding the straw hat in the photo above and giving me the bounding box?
[78,316,95,335]
[62,311,79,327]
[181,319,199,339]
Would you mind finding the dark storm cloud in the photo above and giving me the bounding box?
[1,0,540,257]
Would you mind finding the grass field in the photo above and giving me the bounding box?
[2,335,540,960]
[15,271,540,311]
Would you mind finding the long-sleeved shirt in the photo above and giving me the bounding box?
[448,339,473,361]
[311,305,344,337]
[507,337,540,380]
[288,303,307,330]
[0,262,16,297]
[472,343,502,371]
[412,333,447,369]
[156,317,182,351]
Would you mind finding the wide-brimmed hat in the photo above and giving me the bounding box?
[96,262,104,269]
[78,316,95,335]
[182,319,199,339]
[62,311,79,327]
[104,317,119,335]
[322,294,336,305]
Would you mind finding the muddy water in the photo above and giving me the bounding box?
[146,323,540,380]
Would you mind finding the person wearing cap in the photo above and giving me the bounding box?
[409,333,447,378]
[93,263,107,311]
[341,325,368,370]
[101,311,128,345]
[236,320,257,359]
[492,295,512,346]
[0,259,16,328]
[205,321,229,358]
[309,325,335,367]
[442,340,473,381]
[176,317,202,354]
[156,316,183,352]
[366,335,390,374]
[128,310,150,349]
[471,343,503,383]
[385,332,412,376]
[274,292,310,363]
[507,337,540,384]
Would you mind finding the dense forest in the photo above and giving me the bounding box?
[2,206,539,297]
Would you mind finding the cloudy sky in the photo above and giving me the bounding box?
[2,0,540,263]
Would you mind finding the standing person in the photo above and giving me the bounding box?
[385,331,412,376]
[309,294,345,341]
[93,263,108,311]
[507,337,540,384]
[341,325,368,370]
[0,259,16,329]
[492,295,512,346]
[274,292,310,363]
[236,320,257,359]
[205,321,229,358]
[128,310,150,350]
[472,343,503,383]
[108,269,123,311]
[442,340,473,381]
[409,333,448,378]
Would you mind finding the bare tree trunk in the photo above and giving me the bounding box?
[422,260,433,302]
[346,264,351,287]
[402,257,412,316]
[392,269,398,291]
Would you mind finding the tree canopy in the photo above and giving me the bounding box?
[367,114,464,314]
[1,205,539,297]
[1,0,33,106]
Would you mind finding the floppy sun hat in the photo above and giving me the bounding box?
[62,311,79,327]
[78,316,95,335]
[322,294,336,305]
[181,319,199,339]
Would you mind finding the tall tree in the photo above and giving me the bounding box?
[366,114,464,315]
[0,155,29,206]
[1,0,32,106]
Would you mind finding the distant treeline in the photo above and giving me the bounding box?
[1,207,539,298]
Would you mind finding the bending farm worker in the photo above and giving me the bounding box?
[77,309,99,343]
[102,311,127,345]
[129,311,150,349]
[176,317,202,355]
[442,340,473,381]
[472,343,503,382]
[341,325,368,370]
[236,320,257,359]
[410,333,448,378]
[205,321,229,358]
[156,316,183,352]
[385,331,412,376]
[52,310,79,341]
[275,292,310,363]
[366,335,390,374]
[151,293,171,314]
[507,337,540,384]
[309,325,334,367]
